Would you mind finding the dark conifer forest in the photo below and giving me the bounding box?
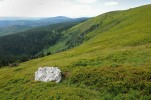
[0,19,86,67]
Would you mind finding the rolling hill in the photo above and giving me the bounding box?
[0,16,72,27]
[0,16,88,36]
[0,25,33,36]
[0,4,151,99]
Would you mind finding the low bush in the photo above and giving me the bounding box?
[69,66,151,99]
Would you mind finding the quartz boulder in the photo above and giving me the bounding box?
[35,67,62,83]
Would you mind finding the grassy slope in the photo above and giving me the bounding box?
[0,5,151,99]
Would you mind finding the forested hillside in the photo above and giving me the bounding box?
[0,19,87,67]
[0,25,32,36]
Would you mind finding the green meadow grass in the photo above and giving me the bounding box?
[0,4,151,100]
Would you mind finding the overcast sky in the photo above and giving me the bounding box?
[0,0,151,18]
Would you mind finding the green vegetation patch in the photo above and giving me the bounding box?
[69,66,151,99]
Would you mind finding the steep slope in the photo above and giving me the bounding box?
[0,5,151,99]
[0,20,86,67]
[46,4,151,54]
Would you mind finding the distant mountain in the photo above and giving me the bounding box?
[0,17,42,20]
[0,16,88,36]
[0,25,32,36]
[0,16,88,27]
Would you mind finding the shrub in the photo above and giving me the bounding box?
[69,66,151,98]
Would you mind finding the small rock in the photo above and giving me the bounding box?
[35,67,62,83]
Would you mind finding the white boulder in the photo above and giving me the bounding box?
[35,67,62,83]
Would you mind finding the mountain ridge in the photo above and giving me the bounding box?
[0,16,88,36]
